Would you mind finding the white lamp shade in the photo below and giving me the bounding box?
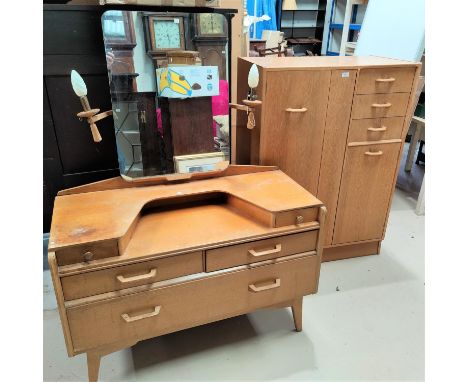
[282,0,297,11]
[70,70,87,97]
[248,64,259,89]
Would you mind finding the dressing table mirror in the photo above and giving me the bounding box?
[48,6,325,382]
[102,9,231,178]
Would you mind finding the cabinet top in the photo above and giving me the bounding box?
[240,56,420,70]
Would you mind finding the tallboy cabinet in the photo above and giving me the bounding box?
[236,56,420,261]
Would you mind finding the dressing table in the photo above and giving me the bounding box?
[49,165,325,381]
[47,6,325,381]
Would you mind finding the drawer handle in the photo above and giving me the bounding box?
[375,77,396,82]
[371,103,392,108]
[248,244,282,257]
[121,306,161,323]
[367,126,387,132]
[364,151,383,156]
[116,268,157,283]
[286,107,307,113]
[249,278,281,292]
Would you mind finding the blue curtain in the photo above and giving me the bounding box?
[247,0,278,39]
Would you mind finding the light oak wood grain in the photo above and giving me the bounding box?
[356,67,416,94]
[317,69,357,246]
[66,254,319,352]
[347,117,405,142]
[259,69,331,195]
[351,93,411,119]
[333,143,402,244]
[322,240,380,262]
[61,251,203,300]
[205,230,318,272]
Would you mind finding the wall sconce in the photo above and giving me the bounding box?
[70,70,112,143]
[230,64,262,129]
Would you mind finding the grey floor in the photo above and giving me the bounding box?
[44,146,424,381]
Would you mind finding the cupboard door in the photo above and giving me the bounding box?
[260,70,331,194]
[333,143,402,244]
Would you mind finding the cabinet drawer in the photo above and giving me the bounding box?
[333,143,402,244]
[356,67,415,94]
[56,240,119,266]
[352,93,410,119]
[67,254,319,352]
[347,117,405,143]
[206,230,318,272]
[61,251,203,300]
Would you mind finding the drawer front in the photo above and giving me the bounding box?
[356,67,415,94]
[56,240,119,266]
[352,93,410,119]
[333,143,402,244]
[67,254,319,352]
[274,207,318,227]
[347,117,405,143]
[61,252,203,300]
[206,230,318,272]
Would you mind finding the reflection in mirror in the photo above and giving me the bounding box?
[101,11,230,178]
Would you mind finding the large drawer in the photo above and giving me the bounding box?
[61,251,203,300]
[67,254,319,352]
[347,117,405,143]
[352,93,410,119]
[356,67,415,94]
[206,230,318,272]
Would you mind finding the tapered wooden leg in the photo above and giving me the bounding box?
[87,352,101,382]
[291,297,303,332]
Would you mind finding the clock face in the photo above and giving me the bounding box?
[199,14,225,35]
[153,19,182,49]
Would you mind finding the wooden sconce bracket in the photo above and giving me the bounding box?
[229,99,262,130]
[76,109,113,143]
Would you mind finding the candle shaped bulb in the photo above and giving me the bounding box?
[71,70,87,97]
[248,64,259,89]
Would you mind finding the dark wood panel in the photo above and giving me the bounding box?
[45,75,118,174]
[169,97,214,155]
[43,10,105,55]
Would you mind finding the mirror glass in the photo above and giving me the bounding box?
[101,10,230,178]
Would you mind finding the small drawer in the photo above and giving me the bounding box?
[347,117,405,143]
[56,240,119,266]
[61,251,203,300]
[352,93,410,119]
[356,67,415,94]
[274,207,318,227]
[67,254,319,352]
[205,230,318,272]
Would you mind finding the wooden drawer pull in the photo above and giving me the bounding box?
[371,103,392,108]
[375,77,396,82]
[248,244,282,257]
[286,107,307,113]
[367,126,387,132]
[121,306,161,323]
[249,278,281,292]
[116,268,157,283]
[364,151,383,156]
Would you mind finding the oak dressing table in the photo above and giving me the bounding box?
[48,165,325,381]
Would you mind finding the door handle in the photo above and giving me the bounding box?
[375,77,396,82]
[371,103,392,108]
[116,268,157,283]
[121,306,161,323]
[367,126,387,132]
[364,151,383,156]
[249,278,281,292]
[286,107,307,113]
[248,244,282,257]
